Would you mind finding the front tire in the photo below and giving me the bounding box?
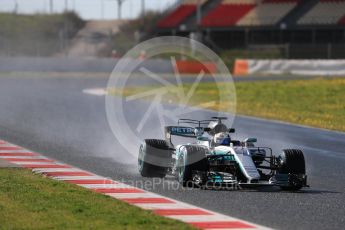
[177,145,208,187]
[138,139,171,178]
[277,149,306,190]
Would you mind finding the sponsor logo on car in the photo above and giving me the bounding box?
[171,127,194,134]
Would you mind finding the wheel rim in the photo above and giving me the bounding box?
[138,145,144,172]
[193,174,202,185]
[178,155,185,181]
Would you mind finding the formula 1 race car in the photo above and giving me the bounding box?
[138,117,308,190]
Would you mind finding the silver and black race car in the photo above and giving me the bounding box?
[138,117,308,190]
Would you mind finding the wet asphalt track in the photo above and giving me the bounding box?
[0,74,344,230]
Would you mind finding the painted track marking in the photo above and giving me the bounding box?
[0,139,272,230]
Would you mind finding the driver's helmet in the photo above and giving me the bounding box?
[213,132,231,146]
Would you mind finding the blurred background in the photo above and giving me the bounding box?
[1,0,344,72]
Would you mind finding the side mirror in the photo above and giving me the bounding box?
[244,137,257,143]
[228,128,235,133]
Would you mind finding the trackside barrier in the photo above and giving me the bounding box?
[233,59,345,76]
[174,60,217,74]
[233,59,249,76]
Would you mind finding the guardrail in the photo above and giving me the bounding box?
[233,59,345,76]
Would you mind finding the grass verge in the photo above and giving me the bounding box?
[0,12,84,56]
[115,77,345,132]
[0,168,195,230]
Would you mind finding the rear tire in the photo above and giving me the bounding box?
[277,149,306,190]
[177,145,208,187]
[138,139,171,178]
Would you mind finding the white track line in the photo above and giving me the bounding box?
[82,88,108,96]
[53,176,104,180]
[80,184,132,189]
[108,193,162,199]
[135,203,197,210]
[11,161,61,165]
[169,215,237,222]
[206,229,257,230]
[0,156,48,159]
[0,144,16,147]
[32,168,84,173]
[0,150,32,153]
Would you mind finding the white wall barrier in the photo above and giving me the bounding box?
[233,59,345,76]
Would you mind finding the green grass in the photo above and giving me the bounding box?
[0,168,195,230]
[0,12,84,56]
[114,77,345,132]
[235,78,345,131]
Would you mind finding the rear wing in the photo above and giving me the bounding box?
[178,119,216,127]
[165,126,195,138]
[165,126,196,148]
